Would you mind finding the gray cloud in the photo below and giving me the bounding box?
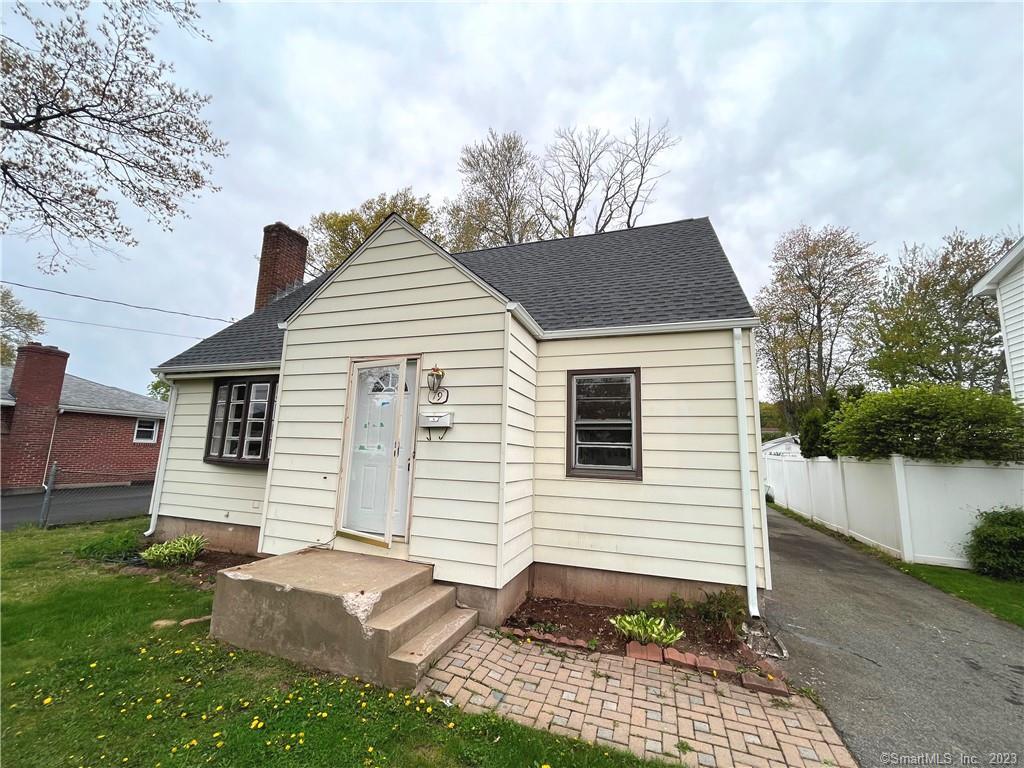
[2,2,1020,394]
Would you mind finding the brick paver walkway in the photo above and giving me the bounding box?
[420,628,857,767]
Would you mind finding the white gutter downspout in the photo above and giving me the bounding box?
[145,383,178,537]
[732,328,760,618]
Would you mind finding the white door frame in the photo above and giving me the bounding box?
[336,356,420,547]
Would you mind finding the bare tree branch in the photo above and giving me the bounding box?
[1,0,226,272]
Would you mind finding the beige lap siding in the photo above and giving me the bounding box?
[501,317,538,586]
[263,220,509,587]
[532,329,766,589]
[996,264,1024,400]
[155,378,268,528]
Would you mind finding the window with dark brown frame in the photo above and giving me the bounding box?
[566,367,642,480]
[204,376,277,465]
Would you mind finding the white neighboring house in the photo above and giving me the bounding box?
[761,434,800,456]
[974,237,1024,402]
[146,214,769,623]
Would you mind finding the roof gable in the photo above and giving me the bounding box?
[284,214,510,324]
[973,237,1024,296]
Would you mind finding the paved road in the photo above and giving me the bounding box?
[763,507,1024,766]
[0,485,152,530]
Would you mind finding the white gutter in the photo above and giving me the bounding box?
[58,405,166,419]
[144,383,178,537]
[732,327,759,618]
[152,360,280,376]
[506,303,759,340]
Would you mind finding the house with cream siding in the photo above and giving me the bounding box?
[148,214,768,633]
[974,236,1024,402]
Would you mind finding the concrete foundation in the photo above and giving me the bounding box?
[445,565,531,627]
[154,515,259,555]
[529,562,730,609]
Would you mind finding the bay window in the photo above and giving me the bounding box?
[205,377,276,465]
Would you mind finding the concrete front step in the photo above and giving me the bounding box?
[385,607,478,689]
[368,583,457,655]
[210,547,476,689]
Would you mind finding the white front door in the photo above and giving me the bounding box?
[339,358,417,545]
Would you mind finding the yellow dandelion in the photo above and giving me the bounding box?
[216,741,224,748]
[89,663,97,669]
[367,747,374,753]
[284,745,291,752]
[387,692,394,699]
[360,702,367,709]
[447,722,455,729]
[42,697,53,705]
[213,732,221,738]
[426,706,432,713]
[146,714,153,721]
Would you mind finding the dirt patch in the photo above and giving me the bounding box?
[505,596,747,663]
[183,552,259,585]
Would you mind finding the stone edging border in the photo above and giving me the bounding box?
[500,626,790,697]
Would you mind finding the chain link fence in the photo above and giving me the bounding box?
[1,463,155,530]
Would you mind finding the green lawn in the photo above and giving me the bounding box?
[770,503,1024,628]
[1,519,662,768]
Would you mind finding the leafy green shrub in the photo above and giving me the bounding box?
[140,534,207,567]
[694,588,747,642]
[799,407,834,458]
[74,530,140,562]
[826,384,1024,462]
[609,611,685,646]
[965,506,1024,580]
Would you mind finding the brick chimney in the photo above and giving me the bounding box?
[2,343,69,488]
[254,222,308,311]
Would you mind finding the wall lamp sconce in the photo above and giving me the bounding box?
[426,364,449,404]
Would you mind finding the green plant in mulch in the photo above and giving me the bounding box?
[530,621,561,634]
[74,529,141,562]
[140,534,207,567]
[609,612,684,646]
[965,506,1024,580]
[645,588,747,644]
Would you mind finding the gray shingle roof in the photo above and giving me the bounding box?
[1,367,167,418]
[157,216,754,371]
[452,217,754,331]
[156,273,332,371]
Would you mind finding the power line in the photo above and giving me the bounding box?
[39,315,205,340]
[2,280,235,323]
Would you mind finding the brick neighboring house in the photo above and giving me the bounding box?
[1,343,167,492]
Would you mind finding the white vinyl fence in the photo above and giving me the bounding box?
[764,454,1024,568]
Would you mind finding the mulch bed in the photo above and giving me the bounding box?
[186,551,260,585]
[112,551,259,590]
[505,596,744,663]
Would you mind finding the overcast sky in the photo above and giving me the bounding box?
[2,1,1022,396]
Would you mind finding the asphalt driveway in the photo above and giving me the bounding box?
[763,507,1024,765]
[0,484,152,530]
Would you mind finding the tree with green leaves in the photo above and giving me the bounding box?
[1,0,226,272]
[755,225,884,431]
[147,377,170,401]
[302,188,441,276]
[864,231,1012,392]
[442,129,543,250]
[1,287,45,365]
